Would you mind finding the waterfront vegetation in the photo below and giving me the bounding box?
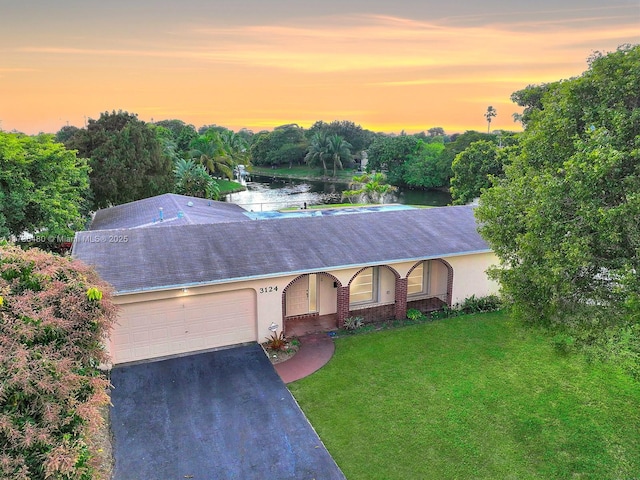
[289,311,640,479]
[251,164,357,181]
[216,178,245,194]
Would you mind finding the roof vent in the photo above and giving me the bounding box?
[158,207,164,221]
[187,201,194,207]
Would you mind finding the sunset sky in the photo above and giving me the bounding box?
[1,0,638,136]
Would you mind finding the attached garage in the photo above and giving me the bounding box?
[73,194,497,366]
[110,289,257,364]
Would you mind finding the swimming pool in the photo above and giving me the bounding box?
[243,204,417,220]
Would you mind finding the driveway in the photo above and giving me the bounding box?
[109,343,345,480]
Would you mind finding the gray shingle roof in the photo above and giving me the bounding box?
[89,193,249,230]
[73,204,490,293]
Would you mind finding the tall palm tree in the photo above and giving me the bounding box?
[305,132,330,176]
[326,134,352,177]
[220,130,250,167]
[485,106,497,133]
[173,158,220,199]
[189,132,234,180]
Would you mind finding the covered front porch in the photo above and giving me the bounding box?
[282,259,453,337]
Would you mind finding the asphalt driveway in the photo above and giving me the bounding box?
[109,343,345,479]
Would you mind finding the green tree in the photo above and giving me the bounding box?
[0,132,90,238]
[366,134,421,186]
[154,119,198,153]
[249,124,308,167]
[326,134,352,177]
[173,158,220,199]
[402,141,447,189]
[306,120,375,154]
[476,44,640,325]
[484,106,497,133]
[65,111,174,209]
[510,83,552,126]
[189,131,234,180]
[342,172,396,204]
[54,125,81,144]
[450,140,513,204]
[304,131,330,175]
[427,127,446,137]
[219,130,250,168]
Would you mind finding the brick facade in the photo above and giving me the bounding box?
[337,286,350,328]
[407,296,446,314]
[349,303,396,324]
[394,277,408,320]
[282,259,454,334]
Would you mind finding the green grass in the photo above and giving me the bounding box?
[216,178,245,194]
[288,311,640,479]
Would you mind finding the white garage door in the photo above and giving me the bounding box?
[111,289,257,364]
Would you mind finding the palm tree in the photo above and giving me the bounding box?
[304,132,330,176]
[326,134,352,177]
[343,172,396,204]
[220,130,250,168]
[173,158,220,199]
[189,132,234,180]
[485,106,497,133]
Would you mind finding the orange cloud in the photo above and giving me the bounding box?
[2,7,638,135]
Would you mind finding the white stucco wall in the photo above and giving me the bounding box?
[110,251,500,362]
[446,252,500,304]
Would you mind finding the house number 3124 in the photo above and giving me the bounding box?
[259,286,278,293]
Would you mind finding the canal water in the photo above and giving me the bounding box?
[224,174,451,211]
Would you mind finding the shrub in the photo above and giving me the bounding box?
[457,294,502,314]
[343,316,364,330]
[265,331,287,350]
[406,309,425,321]
[0,244,117,479]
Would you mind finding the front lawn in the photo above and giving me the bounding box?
[288,311,640,479]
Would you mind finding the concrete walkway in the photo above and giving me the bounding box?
[274,333,336,383]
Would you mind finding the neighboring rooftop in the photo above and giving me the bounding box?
[73,200,490,294]
[89,193,250,230]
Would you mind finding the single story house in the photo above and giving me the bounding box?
[72,194,499,365]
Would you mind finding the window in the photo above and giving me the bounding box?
[350,267,378,305]
[407,261,430,297]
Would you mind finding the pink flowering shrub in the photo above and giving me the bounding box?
[0,244,117,479]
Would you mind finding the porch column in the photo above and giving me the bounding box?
[395,277,408,320]
[336,286,350,328]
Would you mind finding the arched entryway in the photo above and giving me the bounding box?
[347,265,401,324]
[282,273,341,337]
[405,258,453,314]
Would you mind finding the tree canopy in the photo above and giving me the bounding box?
[0,132,90,239]
[250,124,308,167]
[306,120,375,153]
[366,134,452,188]
[476,44,640,326]
[189,131,235,180]
[450,140,517,205]
[64,111,174,209]
[173,158,220,199]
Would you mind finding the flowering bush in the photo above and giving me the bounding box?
[0,244,117,479]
